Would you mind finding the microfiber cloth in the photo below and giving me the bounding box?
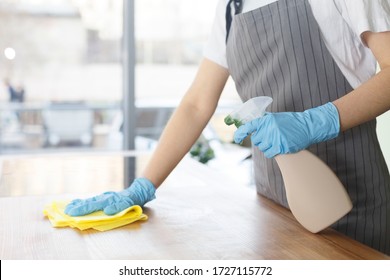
[43,201,148,232]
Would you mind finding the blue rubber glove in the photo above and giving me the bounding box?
[64,178,156,216]
[234,102,340,158]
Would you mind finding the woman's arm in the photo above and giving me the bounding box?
[333,31,390,131]
[233,31,390,159]
[141,58,230,187]
[64,59,229,216]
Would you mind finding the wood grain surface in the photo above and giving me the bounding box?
[0,156,388,260]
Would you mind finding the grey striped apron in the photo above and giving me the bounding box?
[225,0,390,255]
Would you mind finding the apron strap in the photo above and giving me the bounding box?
[225,0,243,43]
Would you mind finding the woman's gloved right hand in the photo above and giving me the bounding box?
[233,102,340,158]
[64,178,156,216]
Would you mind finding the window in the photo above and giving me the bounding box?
[0,0,239,156]
[0,0,123,153]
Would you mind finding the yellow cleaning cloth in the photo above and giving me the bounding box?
[43,201,148,231]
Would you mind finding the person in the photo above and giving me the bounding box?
[65,0,390,255]
[3,79,17,102]
[3,79,25,103]
[14,85,25,103]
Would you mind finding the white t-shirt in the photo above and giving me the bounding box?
[204,0,390,89]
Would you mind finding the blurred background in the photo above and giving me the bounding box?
[0,0,389,196]
[0,0,240,153]
[0,0,253,196]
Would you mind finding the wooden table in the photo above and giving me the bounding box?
[0,155,388,260]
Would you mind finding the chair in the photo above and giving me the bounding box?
[42,102,93,146]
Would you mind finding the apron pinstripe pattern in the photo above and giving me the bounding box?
[225,0,390,255]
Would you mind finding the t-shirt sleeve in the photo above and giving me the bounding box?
[203,0,228,68]
[336,0,390,43]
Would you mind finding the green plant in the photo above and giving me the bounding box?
[190,139,215,164]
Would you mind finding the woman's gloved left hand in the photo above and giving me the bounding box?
[234,102,340,158]
[64,178,156,216]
